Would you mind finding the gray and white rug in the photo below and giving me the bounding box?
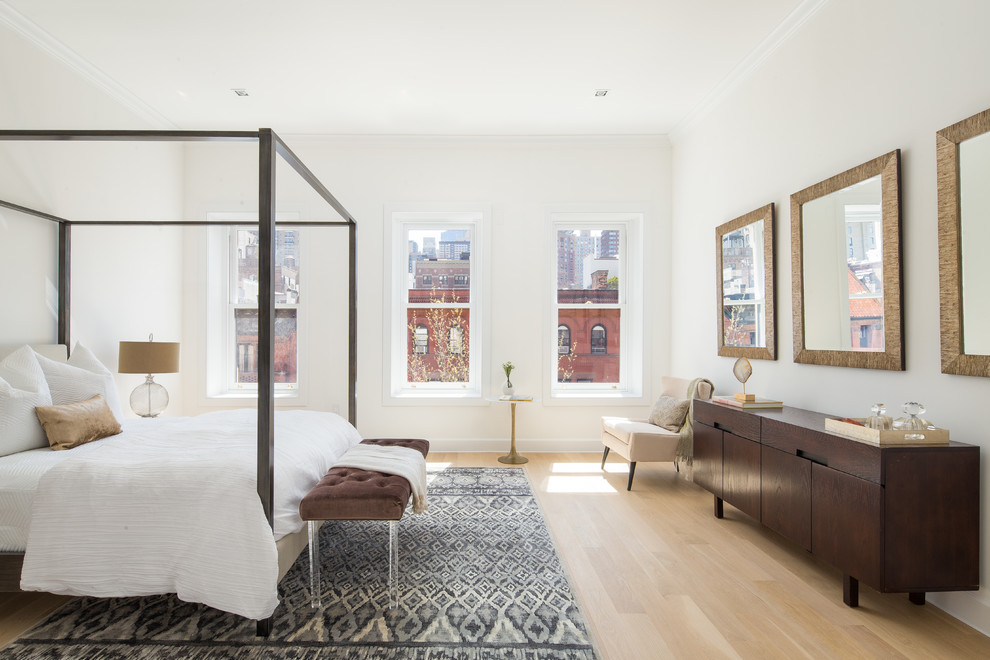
[7,467,599,659]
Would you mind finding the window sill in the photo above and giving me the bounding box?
[384,390,487,406]
[543,389,649,406]
[205,390,301,400]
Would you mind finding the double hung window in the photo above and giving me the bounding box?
[549,212,642,399]
[388,208,487,399]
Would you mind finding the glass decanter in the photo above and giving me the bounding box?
[865,403,892,430]
[893,402,931,439]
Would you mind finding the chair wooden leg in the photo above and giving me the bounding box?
[600,446,610,469]
[627,462,636,490]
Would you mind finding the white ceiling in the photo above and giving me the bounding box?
[2,0,811,135]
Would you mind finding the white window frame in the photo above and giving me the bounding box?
[385,205,490,402]
[204,213,305,401]
[546,211,644,402]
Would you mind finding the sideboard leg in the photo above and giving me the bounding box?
[843,575,859,607]
[908,592,926,605]
[714,496,723,519]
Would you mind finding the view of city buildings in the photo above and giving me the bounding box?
[721,223,763,348]
[845,206,884,350]
[406,229,472,382]
[233,229,300,384]
[556,229,620,383]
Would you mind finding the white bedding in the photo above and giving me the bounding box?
[16,408,361,619]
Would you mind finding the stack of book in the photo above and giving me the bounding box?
[711,394,783,409]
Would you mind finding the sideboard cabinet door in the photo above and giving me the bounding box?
[722,432,761,520]
[693,422,722,498]
[761,445,811,551]
[811,463,882,588]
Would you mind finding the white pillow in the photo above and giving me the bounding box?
[36,343,125,423]
[0,345,53,457]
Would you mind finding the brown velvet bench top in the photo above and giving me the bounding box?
[299,438,430,522]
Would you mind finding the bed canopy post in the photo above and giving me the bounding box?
[257,129,277,638]
[257,129,276,530]
[57,222,70,346]
[349,221,357,426]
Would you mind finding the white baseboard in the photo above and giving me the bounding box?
[929,590,990,637]
[422,437,603,453]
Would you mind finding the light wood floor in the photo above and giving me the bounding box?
[3,452,990,658]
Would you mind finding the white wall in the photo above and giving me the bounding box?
[179,136,672,449]
[670,0,990,634]
[0,19,185,413]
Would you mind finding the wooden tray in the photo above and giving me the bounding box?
[825,418,949,446]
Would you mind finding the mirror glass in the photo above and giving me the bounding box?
[716,204,775,360]
[959,131,990,354]
[937,107,990,376]
[791,151,902,370]
[801,175,884,351]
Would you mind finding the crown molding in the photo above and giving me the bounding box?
[0,1,175,128]
[670,0,828,142]
[280,133,670,148]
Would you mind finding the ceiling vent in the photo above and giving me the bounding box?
[232,89,249,97]
[594,89,609,97]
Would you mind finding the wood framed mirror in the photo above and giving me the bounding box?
[938,108,990,376]
[716,203,775,359]
[791,150,903,370]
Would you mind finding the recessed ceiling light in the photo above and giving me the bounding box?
[594,89,609,97]
[232,89,249,97]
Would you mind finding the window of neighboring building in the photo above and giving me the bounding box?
[388,207,487,399]
[557,324,571,355]
[414,325,429,354]
[590,324,606,354]
[549,211,643,399]
[449,325,465,355]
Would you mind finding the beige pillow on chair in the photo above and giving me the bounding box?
[648,395,690,432]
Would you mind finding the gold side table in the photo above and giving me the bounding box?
[487,396,535,464]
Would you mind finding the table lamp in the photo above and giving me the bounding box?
[118,334,180,417]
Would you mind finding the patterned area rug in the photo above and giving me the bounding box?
[7,467,599,659]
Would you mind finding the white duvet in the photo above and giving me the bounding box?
[19,408,361,619]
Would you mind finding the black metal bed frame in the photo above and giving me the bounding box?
[0,129,357,636]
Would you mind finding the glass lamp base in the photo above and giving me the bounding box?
[130,375,169,418]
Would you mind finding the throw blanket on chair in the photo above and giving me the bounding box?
[334,444,429,513]
[676,377,715,469]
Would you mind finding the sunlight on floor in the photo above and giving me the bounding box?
[551,462,629,474]
[425,462,452,484]
[546,475,618,493]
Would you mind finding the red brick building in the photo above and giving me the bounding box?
[557,285,620,383]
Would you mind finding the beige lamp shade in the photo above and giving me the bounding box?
[118,340,180,374]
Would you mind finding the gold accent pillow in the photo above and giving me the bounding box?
[35,394,122,450]
[648,395,690,432]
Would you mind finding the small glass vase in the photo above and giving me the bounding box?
[865,403,892,430]
[502,379,514,396]
[893,402,931,440]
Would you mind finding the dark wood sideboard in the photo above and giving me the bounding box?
[693,399,980,607]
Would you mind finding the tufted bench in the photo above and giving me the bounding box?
[299,438,429,610]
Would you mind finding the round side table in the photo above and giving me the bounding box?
[487,396,536,464]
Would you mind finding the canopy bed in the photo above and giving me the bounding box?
[0,128,357,636]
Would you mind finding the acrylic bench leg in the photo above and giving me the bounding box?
[309,520,321,609]
[389,520,398,610]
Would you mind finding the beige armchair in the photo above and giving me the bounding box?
[601,376,713,490]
